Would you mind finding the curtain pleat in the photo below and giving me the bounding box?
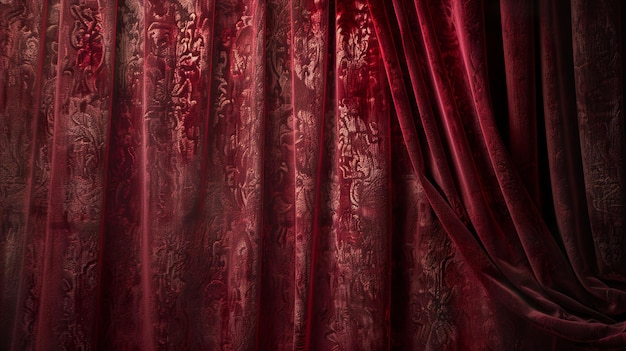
[1,0,625,350]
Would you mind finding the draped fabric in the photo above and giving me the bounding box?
[0,0,625,349]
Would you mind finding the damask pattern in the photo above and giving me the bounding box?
[571,0,626,277]
[199,0,265,349]
[99,0,144,349]
[1,0,625,350]
[0,1,116,350]
[0,1,43,349]
[309,2,392,349]
[36,1,115,350]
[291,1,328,349]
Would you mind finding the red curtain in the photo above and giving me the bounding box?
[0,0,624,349]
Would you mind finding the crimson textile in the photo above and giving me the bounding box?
[0,0,625,350]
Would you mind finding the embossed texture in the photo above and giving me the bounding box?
[0,0,625,350]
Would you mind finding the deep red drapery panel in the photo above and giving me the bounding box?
[0,0,624,350]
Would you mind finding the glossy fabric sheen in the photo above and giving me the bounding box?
[0,0,624,350]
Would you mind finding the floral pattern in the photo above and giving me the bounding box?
[2,0,624,350]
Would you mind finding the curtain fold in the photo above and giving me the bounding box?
[1,0,625,350]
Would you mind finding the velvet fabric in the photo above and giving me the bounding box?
[0,0,624,350]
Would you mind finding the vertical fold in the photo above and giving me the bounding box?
[284,0,329,350]
[195,0,265,348]
[289,0,329,349]
[173,0,218,349]
[571,0,626,282]
[500,0,539,204]
[9,1,61,349]
[540,0,626,316]
[33,0,116,349]
[251,2,267,348]
[140,0,211,347]
[138,3,156,349]
[312,1,392,349]
[308,1,338,347]
[0,1,46,349]
[258,0,297,348]
[99,0,148,349]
